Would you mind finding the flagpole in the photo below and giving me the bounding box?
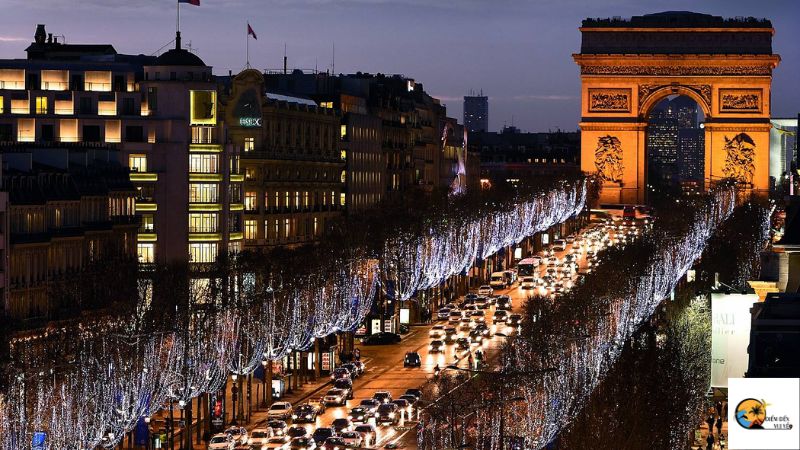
[246,22,250,69]
[176,0,180,35]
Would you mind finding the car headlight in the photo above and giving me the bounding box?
[306,414,311,419]
[389,412,395,418]
[291,414,297,419]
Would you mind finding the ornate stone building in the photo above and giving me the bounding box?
[575,11,780,203]
[221,69,344,250]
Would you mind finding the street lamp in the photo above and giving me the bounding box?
[261,359,268,408]
[231,373,239,425]
[143,417,151,450]
[178,400,186,450]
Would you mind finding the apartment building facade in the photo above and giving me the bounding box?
[0,26,243,268]
[221,69,343,250]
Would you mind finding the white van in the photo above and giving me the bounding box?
[489,272,507,289]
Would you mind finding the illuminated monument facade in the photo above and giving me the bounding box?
[575,11,780,203]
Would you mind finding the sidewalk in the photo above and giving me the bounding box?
[691,411,729,450]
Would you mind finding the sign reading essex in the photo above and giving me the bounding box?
[239,117,262,127]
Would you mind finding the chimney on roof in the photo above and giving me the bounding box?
[35,24,46,44]
[47,33,52,44]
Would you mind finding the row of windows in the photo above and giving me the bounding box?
[138,242,224,264]
[0,69,132,92]
[244,190,344,211]
[1,119,154,144]
[0,94,142,117]
[244,217,321,241]
[242,165,342,182]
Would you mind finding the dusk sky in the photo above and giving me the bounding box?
[2,0,798,132]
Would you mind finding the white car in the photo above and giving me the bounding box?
[429,325,445,338]
[267,401,293,420]
[224,426,248,445]
[478,285,493,296]
[520,276,536,289]
[339,430,363,447]
[207,433,234,450]
[249,428,273,446]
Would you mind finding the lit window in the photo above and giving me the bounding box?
[340,150,346,160]
[189,213,218,233]
[10,95,29,114]
[59,118,77,142]
[340,124,347,139]
[340,192,346,206]
[0,96,3,114]
[285,192,290,208]
[141,214,154,232]
[0,69,25,90]
[284,218,290,238]
[98,101,116,116]
[189,154,219,173]
[303,191,309,207]
[35,96,48,114]
[245,219,257,240]
[85,71,111,92]
[17,118,35,142]
[245,167,256,180]
[190,90,217,125]
[106,120,121,143]
[319,101,333,109]
[295,191,300,209]
[244,137,255,152]
[245,191,257,211]
[189,242,218,263]
[313,217,318,235]
[137,243,155,264]
[129,154,147,172]
[189,183,219,203]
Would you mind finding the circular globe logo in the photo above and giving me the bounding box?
[735,398,767,429]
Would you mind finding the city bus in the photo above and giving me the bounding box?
[516,258,539,277]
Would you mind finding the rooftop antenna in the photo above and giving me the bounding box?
[186,40,198,54]
[283,43,287,74]
[331,41,335,75]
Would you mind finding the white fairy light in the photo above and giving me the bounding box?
[1,179,585,449]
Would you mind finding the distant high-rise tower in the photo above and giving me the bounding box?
[647,96,704,187]
[464,90,488,132]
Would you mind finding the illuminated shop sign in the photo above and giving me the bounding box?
[239,117,262,127]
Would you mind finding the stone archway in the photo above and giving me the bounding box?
[574,12,780,204]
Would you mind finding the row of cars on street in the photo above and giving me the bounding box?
[517,218,644,299]
[209,359,420,449]
[405,292,522,368]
